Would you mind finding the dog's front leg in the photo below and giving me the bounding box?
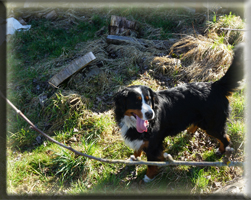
[127,150,142,161]
[144,143,164,182]
[128,140,149,161]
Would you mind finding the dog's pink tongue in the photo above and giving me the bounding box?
[136,115,148,133]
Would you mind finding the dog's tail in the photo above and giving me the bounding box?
[213,43,244,96]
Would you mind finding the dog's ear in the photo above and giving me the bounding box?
[114,88,128,116]
[148,87,159,110]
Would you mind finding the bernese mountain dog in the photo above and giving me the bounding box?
[114,43,244,183]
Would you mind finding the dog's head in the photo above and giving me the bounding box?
[114,85,158,133]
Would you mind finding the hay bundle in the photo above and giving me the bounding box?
[142,56,181,76]
[106,44,146,59]
[170,35,233,82]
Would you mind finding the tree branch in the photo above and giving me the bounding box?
[1,90,244,168]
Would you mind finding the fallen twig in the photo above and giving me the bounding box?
[220,28,247,31]
[1,90,244,168]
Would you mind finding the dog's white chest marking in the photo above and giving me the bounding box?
[119,116,143,151]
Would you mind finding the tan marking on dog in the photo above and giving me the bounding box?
[205,132,231,153]
[134,141,149,158]
[226,93,233,101]
[124,109,143,119]
[225,134,231,142]
[186,124,198,134]
[216,139,225,153]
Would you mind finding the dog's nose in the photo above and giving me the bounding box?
[145,111,153,119]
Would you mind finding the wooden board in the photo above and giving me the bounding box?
[48,52,96,87]
[106,35,140,45]
[106,35,177,50]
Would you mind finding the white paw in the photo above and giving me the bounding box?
[226,147,235,152]
[127,155,136,161]
[143,174,154,183]
[163,152,169,158]
[163,153,174,161]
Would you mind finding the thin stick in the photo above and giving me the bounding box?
[220,28,247,31]
[1,90,244,167]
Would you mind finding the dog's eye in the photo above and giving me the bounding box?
[137,96,142,101]
[145,96,149,101]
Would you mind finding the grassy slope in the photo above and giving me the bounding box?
[6,7,245,195]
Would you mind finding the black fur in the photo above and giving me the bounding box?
[114,43,244,165]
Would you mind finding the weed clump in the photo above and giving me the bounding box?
[206,12,245,45]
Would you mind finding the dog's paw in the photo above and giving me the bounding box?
[127,155,137,161]
[143,175,154,183]
[215,148,223,157]
[225,146,235,153]
[225,147,235,158]
[136,156,141,161]
[163,153,174,162]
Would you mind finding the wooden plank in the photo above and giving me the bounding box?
[106,35,140,45]
[106,35,177,50]
[48,52,96,87]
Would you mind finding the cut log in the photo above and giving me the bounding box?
[48,52,96,87]
[106,35,177,50]
[109,15,138,36]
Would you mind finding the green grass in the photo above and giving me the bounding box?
[6,7,245,195]
[191,168,209,193]
[12,16,107,64]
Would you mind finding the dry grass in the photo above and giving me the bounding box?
[170,35,233,82]
[143,56,181,76]
[64,36,175,99]
[39,90,89,134]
